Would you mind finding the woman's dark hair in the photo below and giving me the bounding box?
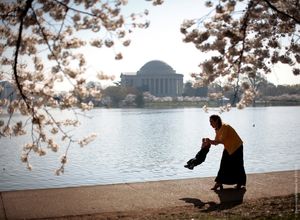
[210,114,222,129]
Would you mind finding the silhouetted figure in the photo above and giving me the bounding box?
[207,114,246,190]
[184,138,211,170]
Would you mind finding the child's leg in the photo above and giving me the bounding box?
[194,147,210,166]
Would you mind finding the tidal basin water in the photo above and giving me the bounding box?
[1,106,300,191]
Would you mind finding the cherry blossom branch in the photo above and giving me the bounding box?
[263,0,300,24]
[30,7,75,86]
[54,6,68,41]
[53,0,95,17]
[231,1,254,105]
[44,108,75,142]
[13,0,33,111]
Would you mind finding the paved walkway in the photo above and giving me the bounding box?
[0,170,299,219]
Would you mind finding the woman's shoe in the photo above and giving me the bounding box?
[211,183,223,190]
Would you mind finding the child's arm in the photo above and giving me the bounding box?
[201,138,211,148]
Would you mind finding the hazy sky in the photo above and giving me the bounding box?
[83,0,300,86]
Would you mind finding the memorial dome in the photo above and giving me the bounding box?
[137,60,175,75]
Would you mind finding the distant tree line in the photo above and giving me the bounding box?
[96,80,300,108]
[1,79,300,109]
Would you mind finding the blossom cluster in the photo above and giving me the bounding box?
[78,133,97,147]
[183,0,300,108]
[0,0,157,173]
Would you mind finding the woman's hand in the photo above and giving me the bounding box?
[207,139,220,146]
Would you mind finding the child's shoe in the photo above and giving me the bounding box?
[184,163,195,170]
[184,158,196,169]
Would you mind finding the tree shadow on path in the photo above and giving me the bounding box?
[180,187,246,213]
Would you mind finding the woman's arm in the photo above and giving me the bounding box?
[208,139,221,145]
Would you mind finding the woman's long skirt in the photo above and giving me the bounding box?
[215,145,246,186]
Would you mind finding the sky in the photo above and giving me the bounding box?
[80,0,300,86]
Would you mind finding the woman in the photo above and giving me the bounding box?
[207,114,246,190]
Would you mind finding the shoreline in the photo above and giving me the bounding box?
[1,170,299,219]
[1,168,297,193]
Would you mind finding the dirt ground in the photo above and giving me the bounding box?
[44,193,299,220]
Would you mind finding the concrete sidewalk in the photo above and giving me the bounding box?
[0,170,299,220]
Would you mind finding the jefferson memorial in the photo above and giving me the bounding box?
[120,60,184,97]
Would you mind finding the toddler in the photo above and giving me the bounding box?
[184,138,211,170]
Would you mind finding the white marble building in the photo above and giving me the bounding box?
[120,60,184,97]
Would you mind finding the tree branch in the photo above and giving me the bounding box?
[14,0,33,111]
[53,0,96,17]
[31,7,75,86]
[232,0,255,106]
[263,0,300,24]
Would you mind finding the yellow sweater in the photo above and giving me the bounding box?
[215,123,243,155]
